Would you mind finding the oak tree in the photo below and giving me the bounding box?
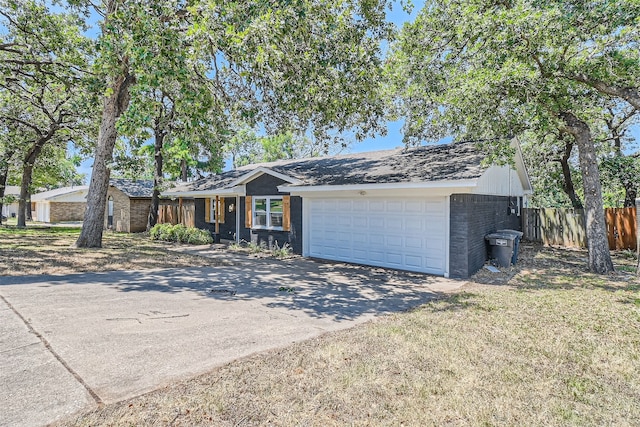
[75,0,393,247]
[388,0,638,273]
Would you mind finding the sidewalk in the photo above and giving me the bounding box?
[0,296,91,427]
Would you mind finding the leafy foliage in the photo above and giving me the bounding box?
[74,0,394,247]
[149,223,213,245]
[388,0,634,273]
[225,127,324,168]
[0,0,97,226]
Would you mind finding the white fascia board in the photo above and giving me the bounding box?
[511,137,533,193]
[47,190,88,202]
[229,167,302,187]
[162,185,245,198]
[278,179,479,195]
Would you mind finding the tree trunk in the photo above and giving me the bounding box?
[17,139,48,227]
[623,185,637,208]
[26,194,32,220]
[180,159,188,182]
[557,140,582,208]
[75,71,133,248]
[147,131,164,230]
[17,162,34,227]
[608,114,637,207]
[560,112,614,274]
[0,172,7,226]
[0,151,13,226]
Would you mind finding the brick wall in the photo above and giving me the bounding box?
[105,188,130,232]
[449,194,521,279]
[130,198,151,232]
[49,202,85,222]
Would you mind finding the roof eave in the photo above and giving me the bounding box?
[162,185,246,198]
[278,179,480,194]
[229,167,302,187]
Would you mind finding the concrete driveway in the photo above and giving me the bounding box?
[0,254,464,427]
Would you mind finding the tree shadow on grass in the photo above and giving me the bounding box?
[470,242,639,293]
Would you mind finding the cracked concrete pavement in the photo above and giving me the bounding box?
[0,254,465,426]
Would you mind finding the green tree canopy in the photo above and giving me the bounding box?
[0,0,96,226]
[74,0,394,247]
[388,0,639,273]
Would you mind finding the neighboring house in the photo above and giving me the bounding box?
[2,186,20,219]
[31,186,89,222]
[165,141,532,278]
[106,178,154,233]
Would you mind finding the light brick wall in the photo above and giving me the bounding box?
[49,202,86,222]
[105,188,131,232]
[130,198,151,232]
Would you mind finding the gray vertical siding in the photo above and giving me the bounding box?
[449,194,522,279]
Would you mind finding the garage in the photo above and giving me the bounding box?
[305,197,448,276]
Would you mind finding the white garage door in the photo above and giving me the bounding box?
[307,197,448,275]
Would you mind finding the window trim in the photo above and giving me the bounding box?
[252,196,284,230]
[209,198,217,223]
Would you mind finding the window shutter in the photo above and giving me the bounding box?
[219,198,225,224]
[245,196,252,228]
[204,198,211,223]
[282,195,291,232]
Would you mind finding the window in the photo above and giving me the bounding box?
[206,197,225,223]
[253,196,283,230]
[210,198,217,222]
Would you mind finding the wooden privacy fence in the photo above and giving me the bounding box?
[522,207,637,250]
[158,201,195,228]
[606,207,637,251]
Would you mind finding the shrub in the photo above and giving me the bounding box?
[149,224,213,245]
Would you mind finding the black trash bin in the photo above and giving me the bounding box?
[485,232,517,267]
[211,231,221,243]
[497,229,524,265]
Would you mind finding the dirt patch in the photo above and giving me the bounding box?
[470,242,636,288]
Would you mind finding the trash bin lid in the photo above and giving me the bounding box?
[497,229,523,238]
[485,232,516,240]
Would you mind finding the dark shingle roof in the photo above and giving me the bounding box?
[169,141,486,193]
[110,178,154,198]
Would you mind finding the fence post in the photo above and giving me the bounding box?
[636,198,639,275]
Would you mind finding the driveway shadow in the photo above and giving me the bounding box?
[0,257,461,321]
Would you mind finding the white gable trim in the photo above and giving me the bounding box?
[229,167,302,187]
[41,189,88,202]
[163,185,246,198]
[512,137,533,194]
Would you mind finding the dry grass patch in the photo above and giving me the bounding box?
[0,226,218,276]
[60,244,640,426]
